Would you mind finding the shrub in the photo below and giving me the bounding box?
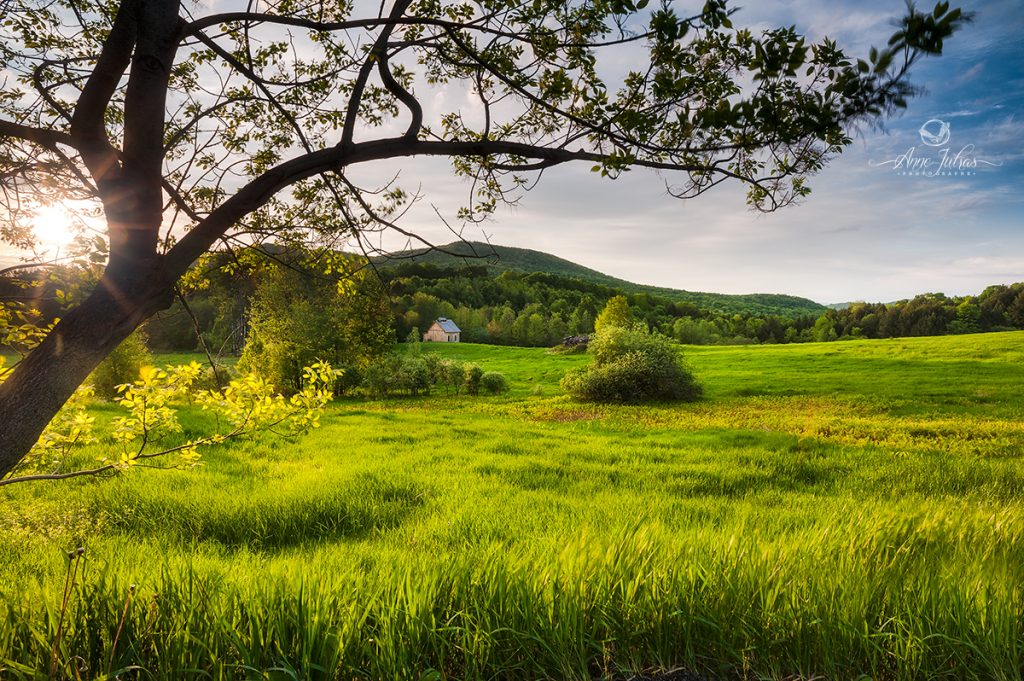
[436,359,465,395]
[238,256,394,395]
[463,363,484,395]
[422,353,443,383]
[195,362,234,391]
[89,330,152,399]
[480,371,508,395]
[361,356,431,397]
[361,359,395,398]
[396,357,431,395]
[333,364,362,396]
[361,352,500,398]
[561,326,701,403]
[548,335,589,355]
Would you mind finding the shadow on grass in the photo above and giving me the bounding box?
[97,471,425,551]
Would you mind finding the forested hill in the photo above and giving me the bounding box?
[374,241,826,318]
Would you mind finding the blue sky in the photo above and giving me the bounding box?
[368,0,1024,303]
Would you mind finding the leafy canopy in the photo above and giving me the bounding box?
[0,0,969,262]
[0,357,338,487]
[595,295,635,332]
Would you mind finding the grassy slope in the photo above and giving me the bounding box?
[376,241,828,317]
[1,332,1023,679]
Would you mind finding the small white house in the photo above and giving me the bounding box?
[423,317,461,342]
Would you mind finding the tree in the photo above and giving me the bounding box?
[595,295,635,332]
[569,302,595,335]
[812,314,837,342]
[672,316,718,345]
[948,300,981,334]
[237,253,394,394]
[89,328,152,399]
[0,0,967,477]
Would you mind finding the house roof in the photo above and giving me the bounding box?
[435,317,461,333]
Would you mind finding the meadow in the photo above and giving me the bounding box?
[1,332,1023,680]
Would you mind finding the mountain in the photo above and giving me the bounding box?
[374,241,827,318]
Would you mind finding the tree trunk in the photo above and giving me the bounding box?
[0,258,172,479]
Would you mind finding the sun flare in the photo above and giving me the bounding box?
[31,204,78,253]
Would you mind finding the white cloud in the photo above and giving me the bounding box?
[954,62,985,86]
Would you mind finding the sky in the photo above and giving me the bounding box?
[362,0,1024,303]
[3,0,1021,304]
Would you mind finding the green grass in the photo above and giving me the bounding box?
[1,332,1023,679]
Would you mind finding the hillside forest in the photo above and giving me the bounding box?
[5,248,1023,355]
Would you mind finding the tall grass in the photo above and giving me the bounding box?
[1,332,1023,679]
[2,516,1021,679]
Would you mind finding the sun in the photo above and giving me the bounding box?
[31,204,78,253]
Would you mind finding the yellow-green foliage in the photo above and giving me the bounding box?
[88,329,152,399]
[21,384,96,474]
[593,294,633,332]
[3,360,337,485]
[0,301,54,366]
[1,333,1022,679]
[238,259,393,395]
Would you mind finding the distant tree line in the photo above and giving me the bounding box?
[809,285,1024,342]
[382,264,1024,347]
[382,263,817,347]
[6,260,1023,355]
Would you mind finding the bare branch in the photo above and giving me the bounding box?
[165,135,712,276]
[181,12,656,50]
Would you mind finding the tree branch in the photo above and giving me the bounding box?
[181,12,655,50]
[341,0,414,149]
[0,433,237,488]
[70,0,137,182]
[0,120,75,151]
[377,48,422,140]
[164,136,709,276]
[176,287,225,387]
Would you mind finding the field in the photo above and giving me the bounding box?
[1,332,1023,679]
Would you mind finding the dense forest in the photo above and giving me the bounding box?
[374,241,828,317]
[377,263,1024,347]
[4,252,1023,354]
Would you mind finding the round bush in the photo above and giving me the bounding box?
[480,371,509,395]
[396,357,431,395]
[195,362,234,391]
[360,358,395,398]
[435,359,466,394]
[561,326,701,403]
